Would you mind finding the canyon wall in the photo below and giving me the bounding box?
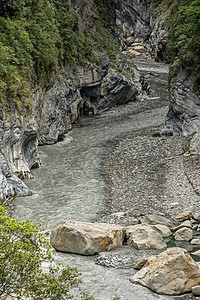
[0,0,146,200]
[0,0,199,200]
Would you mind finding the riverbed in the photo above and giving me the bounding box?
[13,56,199,299]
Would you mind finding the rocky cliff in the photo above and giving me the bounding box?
[0,0,199,201]
[1,0,150,202]
[165,71,200,154]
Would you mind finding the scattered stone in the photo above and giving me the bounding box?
[176,211,193,222]
[95,246,159,269]
[50,221,124,255]
[192,285,200,296]
[126,36,135,46]
[127,49,141,58]
[171,220,193,232]
[139,213,173,227]
[191,239,200,245]
[190,218,199,224]
[134,258,148,270]
[124,210,134,217]
[126,224,166,250]
[111,212,125,217]
[133,45,146,53]
[130,247,200,295]
[193,213,200,222]
[193,224,198,230]
[151,224,172,238]
[174,227,193,241]
[191,250,200,257]
[131,218,139,224]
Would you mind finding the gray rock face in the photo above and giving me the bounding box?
[35,62,144,145]
[149,16,168,62]
[130,247,200,295]
[166,72,200,153]
[0,117,40,198]
[0,56,145,199]
[116,0,151,40]
[50,221,124,255]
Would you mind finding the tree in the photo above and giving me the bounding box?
[167,0,200,92]
[0,205,90,300]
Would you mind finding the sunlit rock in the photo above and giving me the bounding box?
[130,247,200,295]
[50,221,124,255]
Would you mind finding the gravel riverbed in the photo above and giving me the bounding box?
[98,56,200,225]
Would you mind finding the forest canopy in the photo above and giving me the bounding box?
[167,0,200,92]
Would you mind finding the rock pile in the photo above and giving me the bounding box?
[123,37,148,58]
[50,211,200,255]
[50,210,200,296]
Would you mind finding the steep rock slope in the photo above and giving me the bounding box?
[166,72,200,154]
[0,0,146,200]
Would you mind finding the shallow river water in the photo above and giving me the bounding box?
[14,58,182,299]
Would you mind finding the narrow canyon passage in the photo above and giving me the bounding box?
[13,56,199,299]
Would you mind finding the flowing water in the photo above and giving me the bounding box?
[14,58,182,299]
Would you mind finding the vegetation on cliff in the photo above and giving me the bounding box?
[1,0,199,114]
[0,0,119,114]
[167,0,200,93]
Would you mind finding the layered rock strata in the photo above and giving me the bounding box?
[0,61,145,200]
[165,72,200,154]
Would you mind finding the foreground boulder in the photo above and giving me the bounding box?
[126,224,167,250]
[130,247,200,295]
[50,221,124,255]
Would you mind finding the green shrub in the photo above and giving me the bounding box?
[161,0,200,93]
[0,205,82,299]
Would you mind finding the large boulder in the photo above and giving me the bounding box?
[126,224,167,250]
[50,221,124,255]
[130,247,200,295]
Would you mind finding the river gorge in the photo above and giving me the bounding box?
[11,56,200,299]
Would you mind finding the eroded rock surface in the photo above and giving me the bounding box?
[166,72,200,154]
